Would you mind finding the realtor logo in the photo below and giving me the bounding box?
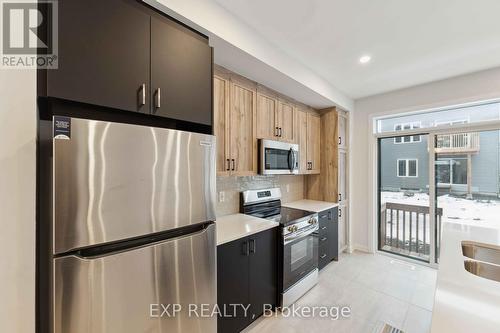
[1,0,58,68]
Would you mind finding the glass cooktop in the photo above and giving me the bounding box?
[248,206,315,226]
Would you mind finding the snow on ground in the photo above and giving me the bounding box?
[382,191,500,228]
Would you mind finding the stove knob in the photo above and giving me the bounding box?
[294,225,298,232]
[288,226,294,232]
[309,218,317,225]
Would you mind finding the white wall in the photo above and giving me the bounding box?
[145,0,353,111]
[351,67,500,251]
[0,70,37,332]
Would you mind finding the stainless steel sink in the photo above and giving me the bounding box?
[464,260,500,283]
[462,241,500,266]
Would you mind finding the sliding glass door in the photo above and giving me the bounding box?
[434,129,500,262]
[378,135,433,263]
[376,100,500,265]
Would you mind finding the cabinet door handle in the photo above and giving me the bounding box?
[339,136,342,145]
[154,88,161,109]
[138,83,146,106]
[242,241,249,256]
[275,127,279,137]
[231,159,235,171]
[320,254,327,259]
[226,158,230,171]
[321,237,327,242]
[321,226,327,230]
[328,211,332,220]
[279,127,282,137]
[339,208,342,218]
[339,193,342,202]
[249,239,256,254]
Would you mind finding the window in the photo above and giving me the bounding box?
[394,122,421,144]
[376,100,500,134]
[397,159,418,177]
[436,158,467,185]
[435,119,468,127]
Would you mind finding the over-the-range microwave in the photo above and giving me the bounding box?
[259,139,299,175]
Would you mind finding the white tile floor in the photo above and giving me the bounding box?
[244,251,437,333]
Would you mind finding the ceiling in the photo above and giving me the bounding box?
[214,0,500,99]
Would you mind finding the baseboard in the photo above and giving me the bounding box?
[352,244,372,253]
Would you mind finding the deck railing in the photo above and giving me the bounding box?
[380,202,443,261]
[435,132,480,153]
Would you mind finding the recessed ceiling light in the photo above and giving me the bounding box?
[359,55,372,64]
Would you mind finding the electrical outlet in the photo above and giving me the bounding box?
[218,191,225,203]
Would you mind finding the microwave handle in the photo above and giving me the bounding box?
[288,148,296,171]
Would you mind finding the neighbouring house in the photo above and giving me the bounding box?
[379,102,500,198]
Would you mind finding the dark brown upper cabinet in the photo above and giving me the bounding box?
[151,17,213,125]
[48,0,151,113]
[46,0,212,126]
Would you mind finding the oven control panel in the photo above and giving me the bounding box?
[282,214,319,237]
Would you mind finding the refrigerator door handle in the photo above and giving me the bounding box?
[69,222,211,259]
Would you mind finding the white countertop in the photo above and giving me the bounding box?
[215,213,279,246]
[431,222,500,333]
[282,199,339,213]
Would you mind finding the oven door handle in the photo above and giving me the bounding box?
[284,225,318,245]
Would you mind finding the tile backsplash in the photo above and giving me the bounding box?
[216,175,305,216]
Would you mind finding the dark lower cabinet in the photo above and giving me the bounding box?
[217,237,250,333]
[318,207,339,270]
[217,228,277,333]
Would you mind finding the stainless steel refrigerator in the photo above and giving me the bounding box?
[48,117,217,333]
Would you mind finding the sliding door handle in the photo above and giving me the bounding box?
[138,83,146,106]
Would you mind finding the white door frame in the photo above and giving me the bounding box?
[369,117,500,266]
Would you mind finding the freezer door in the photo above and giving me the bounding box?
[53,117,216,254]
[53,224,216,333]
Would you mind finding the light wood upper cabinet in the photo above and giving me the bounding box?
[297,110,309,173]
[214,75,230,175]
[229,79,257,176]
[214,73,257,176]
[296,109,321,174]
[338,113,347,148]
[307,113,321,174]
[277,99,295,142]
[256,91,295,142]
[214,66,321,177]
[256,92,278,139]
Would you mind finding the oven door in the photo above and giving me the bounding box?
[283,226,318,291]
[260,139,299,175]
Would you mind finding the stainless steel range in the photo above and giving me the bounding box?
[241,188,319,307]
